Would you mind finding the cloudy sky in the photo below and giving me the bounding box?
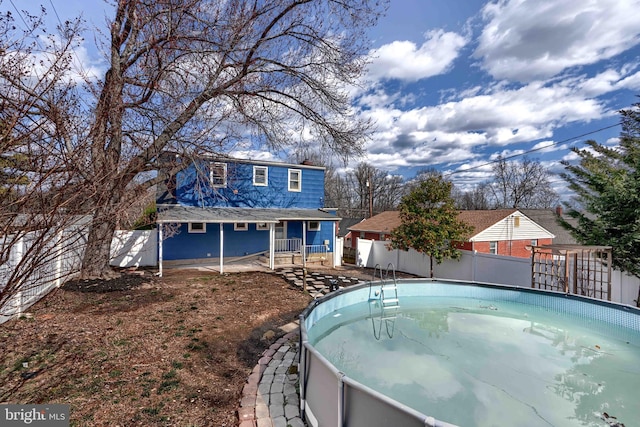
[359,0,640,194]
[8,0,640,196]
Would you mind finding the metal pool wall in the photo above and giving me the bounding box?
[298,279,640,427]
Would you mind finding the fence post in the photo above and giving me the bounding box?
[13,235,25,316]
[55,230,63,287]
[158,225,163,277]
[472,250,477,282]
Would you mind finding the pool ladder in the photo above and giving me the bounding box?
[369,263,399,340]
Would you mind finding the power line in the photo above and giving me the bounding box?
[49,0,63,26]
[444,122,621,176]
[8,0,29,28]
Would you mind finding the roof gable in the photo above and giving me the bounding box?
[469,210,555,241]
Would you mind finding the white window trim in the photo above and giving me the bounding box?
[210,162,227,188]
[234,222,248,231]
[253,166,268,186]
[308,221,321,231]
[288,169,301,192]
[256,222,269,231]
[489,241,498,254]
[188,222,206,233]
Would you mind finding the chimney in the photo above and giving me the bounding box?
[555,205,563,216]
[301,159,314,166]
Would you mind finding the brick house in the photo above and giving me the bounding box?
[348,209,555,258]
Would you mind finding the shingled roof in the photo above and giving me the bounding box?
[519,209,578,245]
[348,211,401,233]
[348,209,520,237]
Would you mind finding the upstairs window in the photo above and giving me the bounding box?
[210,162,227,187]
[288,169,301,192]
[253,166,268,186]
[308,221,320,231]
[256,222,269,231]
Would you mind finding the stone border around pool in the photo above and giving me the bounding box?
[238,329,304,427]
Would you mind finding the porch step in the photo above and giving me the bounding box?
[258,253,332,266]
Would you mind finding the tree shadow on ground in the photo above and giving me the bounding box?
[236,308,302,368]
[62,273,156,293]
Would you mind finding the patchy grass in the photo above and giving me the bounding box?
[0,270,316,426]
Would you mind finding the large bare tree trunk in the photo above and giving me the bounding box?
[82,213,118,279]
[3,0,385,280]
[80,182,125,278]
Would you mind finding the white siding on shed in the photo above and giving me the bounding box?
[470,211,554,242]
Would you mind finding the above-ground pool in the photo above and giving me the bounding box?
[299,279,640,427]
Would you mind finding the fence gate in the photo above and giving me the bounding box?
[531,244,612,300]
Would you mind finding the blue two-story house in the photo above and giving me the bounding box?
[156,154,340,274]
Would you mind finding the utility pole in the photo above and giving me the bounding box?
[367,171,373,218]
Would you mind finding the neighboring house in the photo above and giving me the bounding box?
[156,155,340,273]
[347,211,398,244]
[348,209,555,259]
[338,218,365,249]
[520,207,578,245]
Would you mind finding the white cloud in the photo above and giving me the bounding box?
[571,63,640,97]
[367,29,467,82]
[69,42,105,82]
[356,74,619,178]
[531,140,558,153]
[577,69,623,97]
[229,149,279,162]
[617,71,640,91]
[475,0,640,82]
[18,35,105,84]
[605,137,621,146]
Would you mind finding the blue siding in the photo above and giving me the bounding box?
[161,158,336,261]
[304,221,336,251]
[162,220,336,260]
[163,223,272,260]
[175,160,325,208]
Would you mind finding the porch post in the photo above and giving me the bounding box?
[269,223,275,270]
[219,223,224,274]
[302,220,307,292]
[302,221,307,267]
[158,224,163,277]
[332,221,338,268]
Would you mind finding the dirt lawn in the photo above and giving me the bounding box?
[0,266,386,426]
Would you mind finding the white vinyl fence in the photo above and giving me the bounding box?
[0,227,86,324]
[110,230,157,268]
[3,232,638,324]
[1,229,157,324]
[356,239,640,306]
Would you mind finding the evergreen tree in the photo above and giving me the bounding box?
[560,103,640,278]
[389,175,473,278]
